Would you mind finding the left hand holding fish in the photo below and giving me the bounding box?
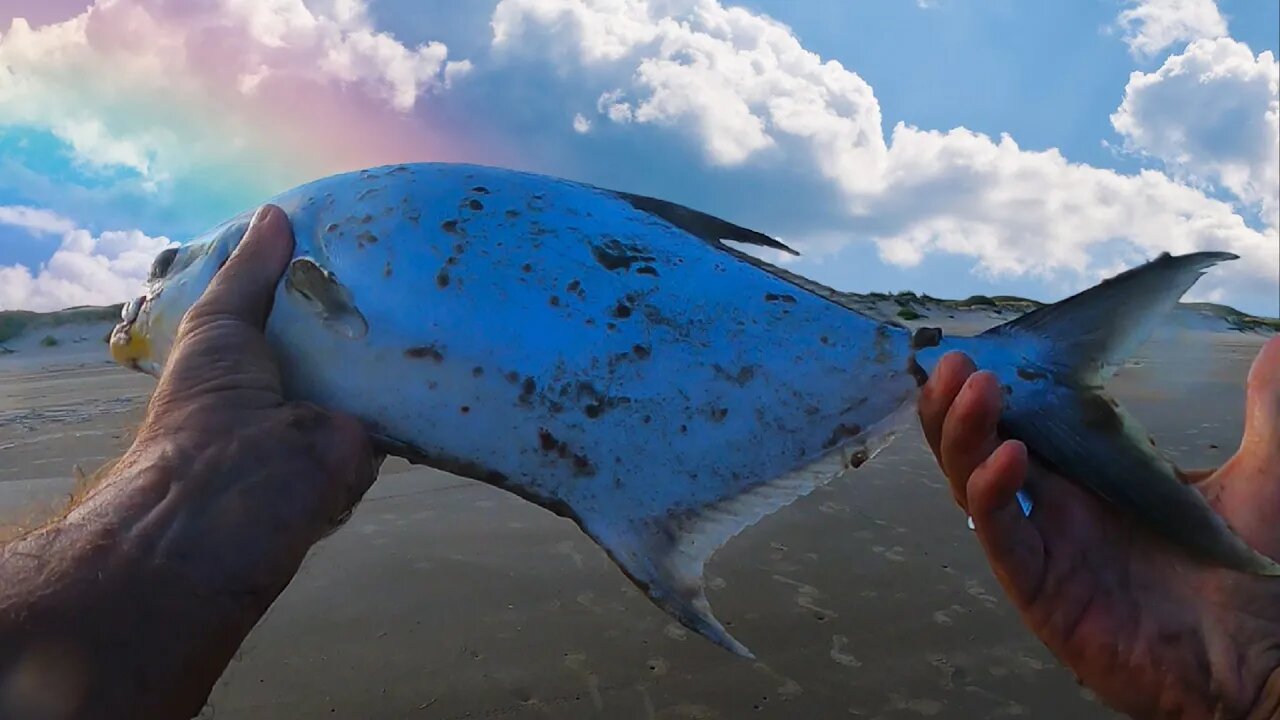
[918,342,1280,720]
[0,205,382,720]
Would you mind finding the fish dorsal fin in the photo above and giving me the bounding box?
[601,188,883,317]
[582,402,914,658]
[982,251,1238,383]
[610,190,800,256]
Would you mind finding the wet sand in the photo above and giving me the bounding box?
[0,327,1269,719]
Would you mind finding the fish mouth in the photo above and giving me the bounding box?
[109,295,156,375]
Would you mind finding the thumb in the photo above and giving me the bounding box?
[189,204,294,330]
[1240,337,1280,463]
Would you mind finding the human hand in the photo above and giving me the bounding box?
[29,204,385,718]
[94,203,383,601]
[918,339,1280,719]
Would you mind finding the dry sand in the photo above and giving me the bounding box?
[0,318,1271,720]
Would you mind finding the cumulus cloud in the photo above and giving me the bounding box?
[1112,37,1279,230]
[0,0,472,194]
[1116,0,1228,58]
[0,206,172,312]
[491,0,1278,301]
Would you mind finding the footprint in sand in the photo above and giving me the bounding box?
[771,575,838,618]
[829,635,862,668]
[555,540,585,569]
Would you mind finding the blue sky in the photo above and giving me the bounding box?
[1,0,1277,314]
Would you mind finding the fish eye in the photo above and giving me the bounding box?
[149,247,179,281]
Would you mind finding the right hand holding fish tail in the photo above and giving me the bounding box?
[918,341,1280,720]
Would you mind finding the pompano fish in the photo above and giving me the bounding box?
[110,162,1279,658]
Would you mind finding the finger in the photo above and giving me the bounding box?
[939,370,1004,511]
[191,204,295,329]
[969,440,1046,607]
[1240,336,1280,463]
[919,351,978,462]
[317,412,382,534]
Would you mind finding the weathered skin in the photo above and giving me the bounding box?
[110,162,1279,658]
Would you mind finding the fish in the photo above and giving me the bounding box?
[109,162,1280,658]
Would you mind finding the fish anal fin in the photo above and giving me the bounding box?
[583,406,912,657]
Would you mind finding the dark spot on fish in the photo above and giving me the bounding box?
[383,262,393,278]
[403,206,421,223]
[460,406,470,414]
[471,186,490,194]
[1209,443,1219,449]
[522,263,533,273]
[550,295,561,307]
[804,405,820,416]
[572,453,595,476]
[356,230,377,246]
[538,428,559,452]
[820,335,830,345]
[405,345,444,362]
[848,449,870,469]
[1016,366,1047,382]
[472,366,484,377]
[442,220,460,234]
[360,214,373,224]
[520,377,537,405]
[468,199,484,211]
[713,364,756,386]
[764,293,797,304]
[505,209,520,218]
[436,270,450,288]
[632,344,650,359]
[612,302,633,319]
[606,322,617,332]
[324,222,340,233]
[567,279,581,294]
[585,404,602,419]
[505,371,520,384]
[824,423,863,449]
[680,424,688,434]
[642,415,652,424]
[636,265,659,276]
[912,326,943,350]
[453,242,465,254]
[590,237,655,272]
[446,256,459,266]
[709,407,729,422]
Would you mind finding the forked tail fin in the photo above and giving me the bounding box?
[984,251,1280,575]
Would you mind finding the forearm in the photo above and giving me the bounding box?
[0,445,284,720]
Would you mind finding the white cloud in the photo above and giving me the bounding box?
[1112,37,1279,230]
[491,0,1278,302]
[1116,0,1228,58]
[0,206,78,236]
[0,0,469,188]
[0,207,172,312]
[572,112,592,133]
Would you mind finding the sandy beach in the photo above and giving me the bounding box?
[0,315,1271,719]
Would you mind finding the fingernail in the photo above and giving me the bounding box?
[229,205,274,262]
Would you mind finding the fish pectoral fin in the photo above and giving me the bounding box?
[285,257,369,340]
[1002,389,1280,576]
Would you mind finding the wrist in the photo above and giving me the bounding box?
[0,444,270,719]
